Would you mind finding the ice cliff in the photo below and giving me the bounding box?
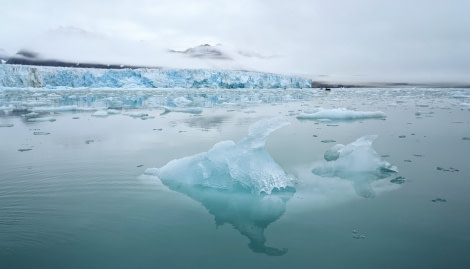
[0,64,311,89]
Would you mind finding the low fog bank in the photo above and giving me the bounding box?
[3,27,470,87]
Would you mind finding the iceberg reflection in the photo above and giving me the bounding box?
[144,118,295,255]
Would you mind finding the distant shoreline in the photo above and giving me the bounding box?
[311,81,470,89]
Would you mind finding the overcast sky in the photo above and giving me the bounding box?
[1,0,469,83]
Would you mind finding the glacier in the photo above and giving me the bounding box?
[0,64,311,89]
[143,117,295,255]
[311,135,398,198]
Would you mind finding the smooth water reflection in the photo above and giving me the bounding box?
[1,87,469,268]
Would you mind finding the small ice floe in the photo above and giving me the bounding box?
[159,106,203,115]
[390,176,406,184]
[172,96,192,107]
[436,167,459,172]
[31,105,79,113]
[0,123,14,127]
[26,117,56,122]
[127,112,155,120]
[33,131,50,135]
[352,229,366,239]
[312,135,398,198]
[22,112,39,119]
[297,108,386,121]
[92,110,109,117]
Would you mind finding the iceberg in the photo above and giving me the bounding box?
[297,108,386,121]
[147,117,295,195]
[144,117,295,255]
[0,64,311,89]
[312,135,398,198]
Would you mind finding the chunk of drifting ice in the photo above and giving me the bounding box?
[173,96,192,107]
[26,117,56,122]
[33,131,50,135]
[160,106,203,115]
[92,110,108,117]
[312,135,398,198]
[147,117,295,195]
[143,118,294,256]
[297,108,386,121]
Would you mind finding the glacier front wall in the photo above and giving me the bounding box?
[0,64,312,89]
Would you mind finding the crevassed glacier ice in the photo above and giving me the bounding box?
[297,108,386,121]
[312,135,398,198]
[143,117,295,255]
[145,117,295,195]
[0,64,311,89]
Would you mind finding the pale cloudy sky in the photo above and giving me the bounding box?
[1,0,469,83]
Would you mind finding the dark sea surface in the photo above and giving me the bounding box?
[1,88,469,268]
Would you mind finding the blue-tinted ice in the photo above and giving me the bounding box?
[144,117,295,255]
[312,135,398,198]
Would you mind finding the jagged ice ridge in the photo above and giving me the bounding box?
[0,64,311,89]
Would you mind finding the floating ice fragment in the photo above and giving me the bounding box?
[148,117,295,195]
[26,117,56,122]
[390,176,406,184]
[351,229,366,239]
[127,112,149,118]
[436,167,459,172]
[23,112,39,118]
[143,117,294,255]
[92,110,108,117]
[312,135,398,198]
[33,131,50,135]
[160,106,203,115]
[172,96,192,107]
[297,108,386,121]
[31,105,79,113]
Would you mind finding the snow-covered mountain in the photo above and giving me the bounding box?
[0,64,312,89]
[5,27,285,74]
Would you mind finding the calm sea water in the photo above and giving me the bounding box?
[0,88,469,268]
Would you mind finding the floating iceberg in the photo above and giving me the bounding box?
[0,64,311,89]
[297,108,386,121]
[312,135,398,198]
[144,117,295,255]
[146,117,295,195]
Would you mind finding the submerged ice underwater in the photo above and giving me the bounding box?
[0,85,469,268]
